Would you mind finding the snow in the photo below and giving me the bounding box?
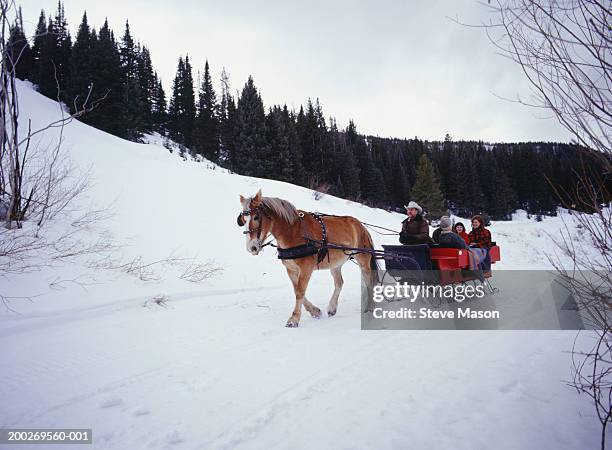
[0,80,602,449]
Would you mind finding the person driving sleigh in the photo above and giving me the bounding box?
[399,201,430,245]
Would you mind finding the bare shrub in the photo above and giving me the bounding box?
[0,0,114,310]
[308,176,331,201]
[466,2,612,447]
[479,0,611,159]
[92,253,222,284]
[143,294,169,308]
[179,260,223,283]
[547,166,611,448]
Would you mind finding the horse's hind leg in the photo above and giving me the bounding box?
[355,253,375,312]
[327,267,344,317]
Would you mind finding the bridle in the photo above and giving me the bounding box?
[237,206,275,247]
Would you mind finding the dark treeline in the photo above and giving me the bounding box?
[6,2,607,220]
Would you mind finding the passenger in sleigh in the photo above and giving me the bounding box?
[468,215,493,272]
[435,216,467,249]
[437,216,487,280]
[399,201,430,245]
[453,222,470,245]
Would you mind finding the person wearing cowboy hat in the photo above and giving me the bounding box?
[399,201,430,245]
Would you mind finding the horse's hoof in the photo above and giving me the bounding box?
[285,321,299,328]
[311,308,322,319]
[327,309,336,317]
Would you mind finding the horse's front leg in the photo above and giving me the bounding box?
[285,265,314,328]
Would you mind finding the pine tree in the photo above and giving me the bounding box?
[362,156,386,205]
[6,8,33,80]
[234,76,269,176]
[194,60,219,161]
[282,105,304,183]
[182,56,196,148]
[345,121,384,203]
[462,149,486,217]
[387,144,411,208]
[168,57,185,144]
[120,21,145,140]
[218,68,236,168]
[51,1,72,96]
[313,99,332,182]
[34,2,72,99]
[297,99,328,179]
[85,19,124,136]
[480,151,517,220]
[411,153,446,220]
[331,126,360,199]
[30,11,47,85]
[168,55,196,148]
[137,46,156,131]
[265,105,302,182]
[35,15,58,98]
[68,11,92,113]
[151,73,167,132]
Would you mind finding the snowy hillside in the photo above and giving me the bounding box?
[0,81,601,449]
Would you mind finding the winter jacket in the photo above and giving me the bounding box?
[432,228,442,244]
[438,230,468,249]
[400,214,430,245]
[457,231,470,245]
[468,226,492,248]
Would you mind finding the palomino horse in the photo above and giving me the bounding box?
[237,190,378,327]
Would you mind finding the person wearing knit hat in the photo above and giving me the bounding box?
[399,201,430,245]
[439,216,452,231]
[432,215,451,243]
[437,216,468,249]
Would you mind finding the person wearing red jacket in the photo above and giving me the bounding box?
[469,215,492,271]
[453,222,470,245]
[468,215,492,248]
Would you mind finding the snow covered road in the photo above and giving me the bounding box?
[1,279,601,450]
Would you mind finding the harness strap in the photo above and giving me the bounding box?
[277,243,319,260]
[310,213,329,265]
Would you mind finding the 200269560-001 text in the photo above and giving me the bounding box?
[0,429,93,444]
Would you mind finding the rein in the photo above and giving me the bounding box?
[361,222,400,236]
[301,212,400,236]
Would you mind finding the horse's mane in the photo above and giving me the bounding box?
[260,197,299,225]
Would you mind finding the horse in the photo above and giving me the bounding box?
[237,190,379,327]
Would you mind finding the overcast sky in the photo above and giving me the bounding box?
[18,0,570,143]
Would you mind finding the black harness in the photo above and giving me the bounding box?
[276,212,329,263]
[276,242,319,260]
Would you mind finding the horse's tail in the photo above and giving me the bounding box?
[361,226,380,285]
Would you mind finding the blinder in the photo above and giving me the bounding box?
[237,206,269,240]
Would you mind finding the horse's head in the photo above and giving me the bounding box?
[238,189,272,255]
